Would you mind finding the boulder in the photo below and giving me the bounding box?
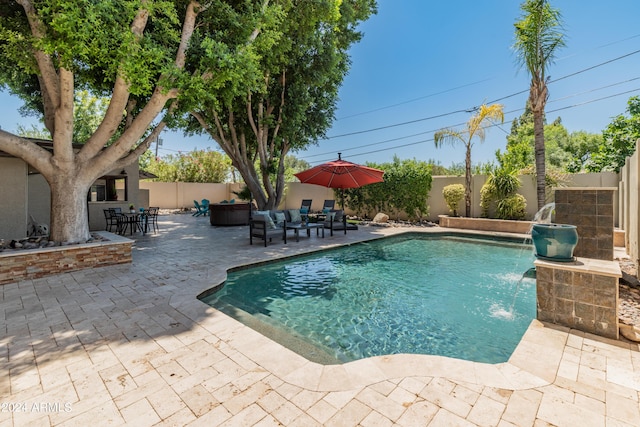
[372,213,389,223]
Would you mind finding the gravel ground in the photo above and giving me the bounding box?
[619,259,640,327]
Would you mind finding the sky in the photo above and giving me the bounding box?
[1,0,639,168]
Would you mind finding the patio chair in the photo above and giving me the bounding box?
[193,200,209,217]
[250,212,288,247]
[103,209,118,232]
[322,200,335,214]
[144,207,160,233]
[300,199,312,214]
[201,199,210,214]
[322,209,358,236]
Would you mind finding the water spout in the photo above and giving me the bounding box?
[533,202,555,224]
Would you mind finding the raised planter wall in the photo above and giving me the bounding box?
[438,215,533,234]
[0,232,132,285]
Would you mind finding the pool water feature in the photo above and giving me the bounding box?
[200,234,536,365]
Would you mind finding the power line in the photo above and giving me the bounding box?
[304,87,640,165]
[307,77,639,162]
[324,49,640,140]
[336,78,493,120]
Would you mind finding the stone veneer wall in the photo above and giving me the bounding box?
[0,232,132,285]
[535,258,621,339]
[554,188,616,260]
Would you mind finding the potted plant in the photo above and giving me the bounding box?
[129,204,136,213]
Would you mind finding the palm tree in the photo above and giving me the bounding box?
[434,104,504,217]
[513,0,565,210]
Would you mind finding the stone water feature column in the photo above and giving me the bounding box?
[535,258,621,339]
[554,188,617,261]
[536,187,622,339]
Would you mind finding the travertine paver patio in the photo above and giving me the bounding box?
[1,213,639,426]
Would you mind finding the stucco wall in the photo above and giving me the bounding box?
[138,172,621,224]
[138,181,231,209]
[27,173,51,228]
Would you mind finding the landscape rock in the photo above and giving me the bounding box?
[372,213,389,223]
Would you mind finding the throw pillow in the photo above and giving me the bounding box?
[288,209,302,223]
[255,210,277,229]
[274,211,287,226]
[333,210,343,222]
[300,207,309,215]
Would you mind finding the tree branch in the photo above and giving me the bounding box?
[0,131,53,175]
[17,0,60,126]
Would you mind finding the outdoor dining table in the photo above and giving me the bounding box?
[286,222,324,242]
[119,211,148,235]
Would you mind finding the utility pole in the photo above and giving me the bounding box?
[155,135,163,159]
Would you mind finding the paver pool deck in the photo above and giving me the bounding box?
[1,213,639,426]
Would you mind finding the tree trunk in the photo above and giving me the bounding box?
[533,107,546,210]
[48,174,92,243]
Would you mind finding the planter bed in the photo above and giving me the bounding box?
[438,215,533,234]
[0,231,132,285]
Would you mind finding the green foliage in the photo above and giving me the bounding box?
[341,157,432,221]
[181,0,377,210]
[16,124,51,140]
[480,168,526,220]
[15,90,113,143]
[442,184,465,216]
[587,96,640,172]
[283,155,312,183]
[496,194,527,220]
[146,149,232,183]
[232,186,252,201]
[497,108,602,173]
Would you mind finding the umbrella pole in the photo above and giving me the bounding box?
[341,189,347,234]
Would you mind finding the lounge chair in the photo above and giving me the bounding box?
[193,200,209,217]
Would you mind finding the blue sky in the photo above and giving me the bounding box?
[2,0,639,168]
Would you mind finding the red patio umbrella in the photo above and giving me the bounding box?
[294,153,384,232]
[294,153,384,193]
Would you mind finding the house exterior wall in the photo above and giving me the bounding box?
[0,156,141,238]
[28,173,51,228]
[0,158,28,240]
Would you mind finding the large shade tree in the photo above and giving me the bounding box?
[513,0,565,209]
[434,103,504,217]
[0,0,280,243]
[185,0,377,210]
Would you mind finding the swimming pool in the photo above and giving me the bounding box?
[200,233,536,364]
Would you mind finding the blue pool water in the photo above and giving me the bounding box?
[200,234,536,364]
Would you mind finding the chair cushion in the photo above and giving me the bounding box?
[255,211,277,229]
[274,211,287,226]
[288,209,302,223]
[327,210,343,222]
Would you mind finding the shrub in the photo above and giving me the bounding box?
[496,194,526,220]
[443,184,465,216]
[480,168,527,220]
